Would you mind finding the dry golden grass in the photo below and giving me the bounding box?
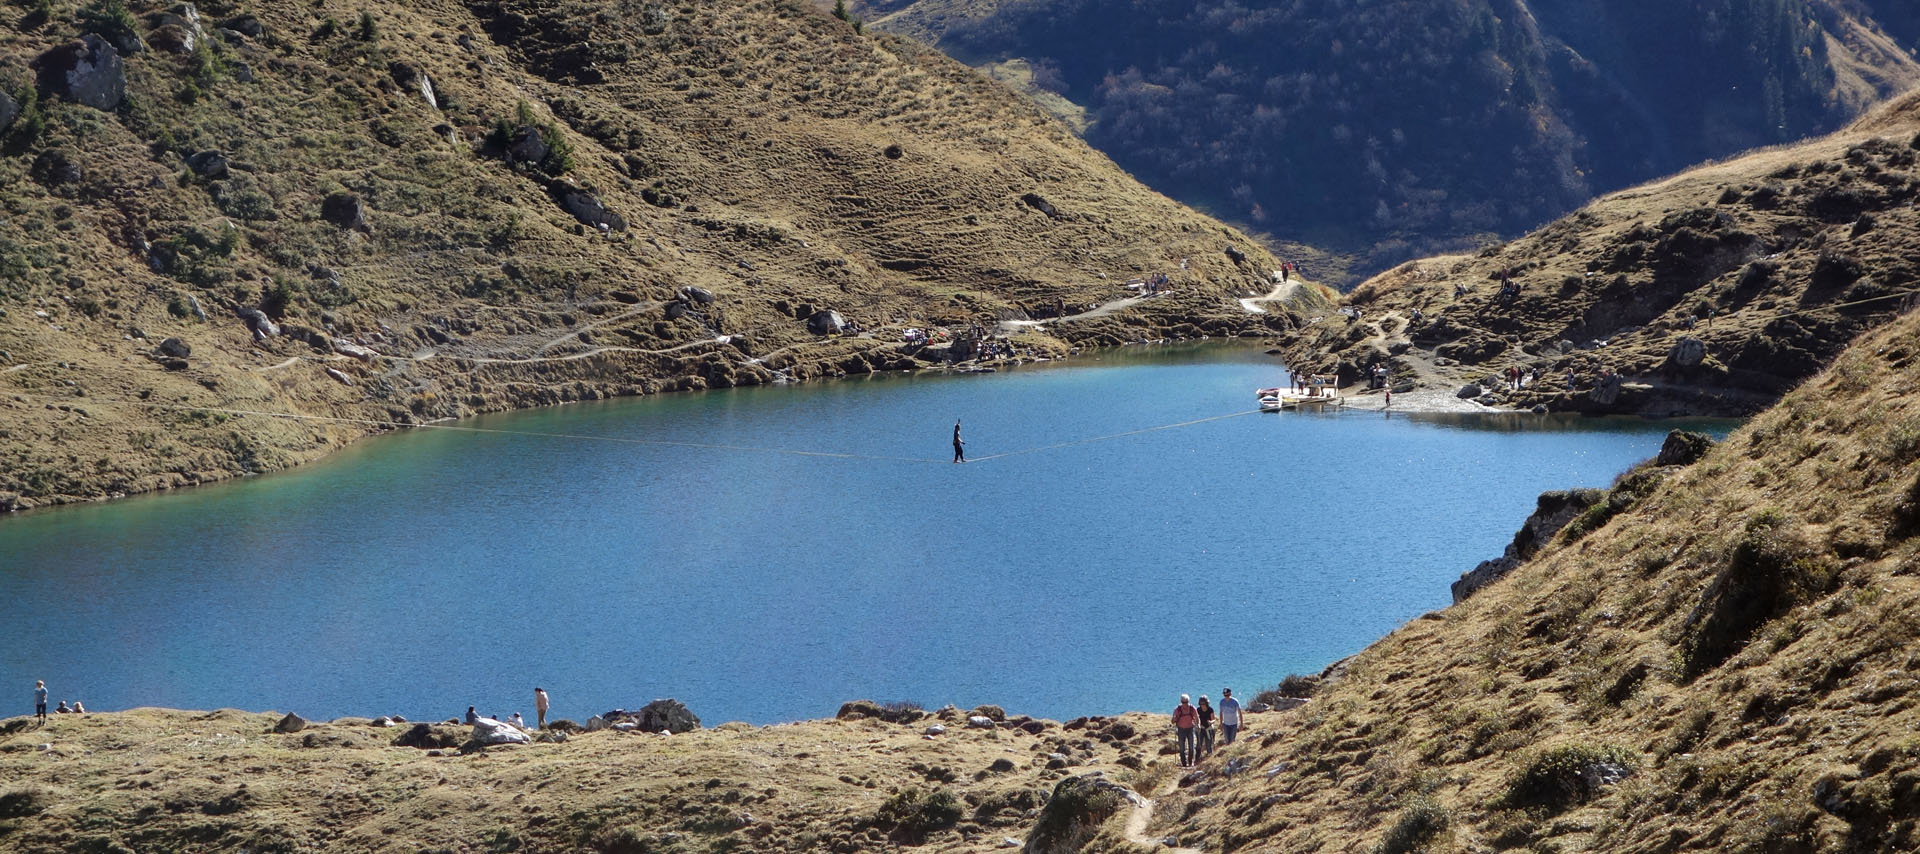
[0,706,1243,853]
[0,0,1324,510]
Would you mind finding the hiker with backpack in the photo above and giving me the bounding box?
[1172,694,1199,767]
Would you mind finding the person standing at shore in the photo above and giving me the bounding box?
[34,680,47,722]
[1219,688,1242,745]
[1196,695,1216,758]
[952,420,966,463]
[535,687,550,730]
[1172,694,1198,767]
[466,706,479,725]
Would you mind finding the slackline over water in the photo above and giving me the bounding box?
[7,393,1266,465]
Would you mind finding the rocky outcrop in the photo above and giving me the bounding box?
[1023,773,1142,854]
[506,126,549,166]
[807,310,847,335]
[550,183,626,230]
[34,35,126,111]
[237,308,280,340]
[600,699,701,734]
[0,92,17,134]
[185,150,229,179]
[1453,488,1607,603]
[1667,336,1707,368]
[321,192,368,231]
[1654,429,1716,467]
[273,712,307,734]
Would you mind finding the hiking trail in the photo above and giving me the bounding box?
[1123,775,1205,854]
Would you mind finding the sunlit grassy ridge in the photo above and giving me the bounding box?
[0,0,1320,510]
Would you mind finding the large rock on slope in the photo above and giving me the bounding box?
[1453,488,1607,603]
[1024,773,1143,854]
[33,35,126,111]
[600,699,702,734]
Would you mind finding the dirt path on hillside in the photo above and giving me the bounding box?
[1237,280,1302,314]
[535,303,663,353]
[996,292,1155,334]
[1123,777,1205,854]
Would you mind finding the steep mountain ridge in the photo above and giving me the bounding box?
[0,0,1323,511]
[1281,88,1920,418]
[866,0,1920,278]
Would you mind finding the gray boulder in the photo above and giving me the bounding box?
[273,712,307,733]
[321,192,368,231]
[583,715,609,732]
[635,699,700,734]
[332,338,376,362]
[1456,383,1483,399]
[471,717,530,745]
[0,92,16,134]
[1452,488,1606,603]
[157,337,191,358]
[967,715,995,729]
[1667,336,1707,369]
[237,308,280,340]
[552,184,626,231]
[1589,372,1623,405]
[1023,774,1143,854]
[1655,430,1716,467]
[681,286,715,305]
[506,126,549,166]
[185,150,229,179]
[223,14,265,37]
[806,310,847,336]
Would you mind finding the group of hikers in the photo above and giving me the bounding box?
[1169,688,1243,767]
[30,680,84,721]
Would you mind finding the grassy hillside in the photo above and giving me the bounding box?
[1147,272,1920,853]
[0,706,1188,853]
[0,0,1324,512]
[1280,89,1920,417]
[866,0,1920,277]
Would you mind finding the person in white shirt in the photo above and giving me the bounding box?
[1218,687,1243,745]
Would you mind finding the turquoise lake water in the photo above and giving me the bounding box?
[0,345,1727,725]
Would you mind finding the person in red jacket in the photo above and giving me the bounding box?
[1172,694,1199,767]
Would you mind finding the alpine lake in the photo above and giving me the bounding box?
[0,343,1730,725]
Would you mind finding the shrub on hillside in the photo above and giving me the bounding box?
[1502,743,1637,809]
[873,787,961,841]
[1559,463,1669,544]
[1681,509,1837,678]
[1374,795,1449,854]
[1254,673,1320,706]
